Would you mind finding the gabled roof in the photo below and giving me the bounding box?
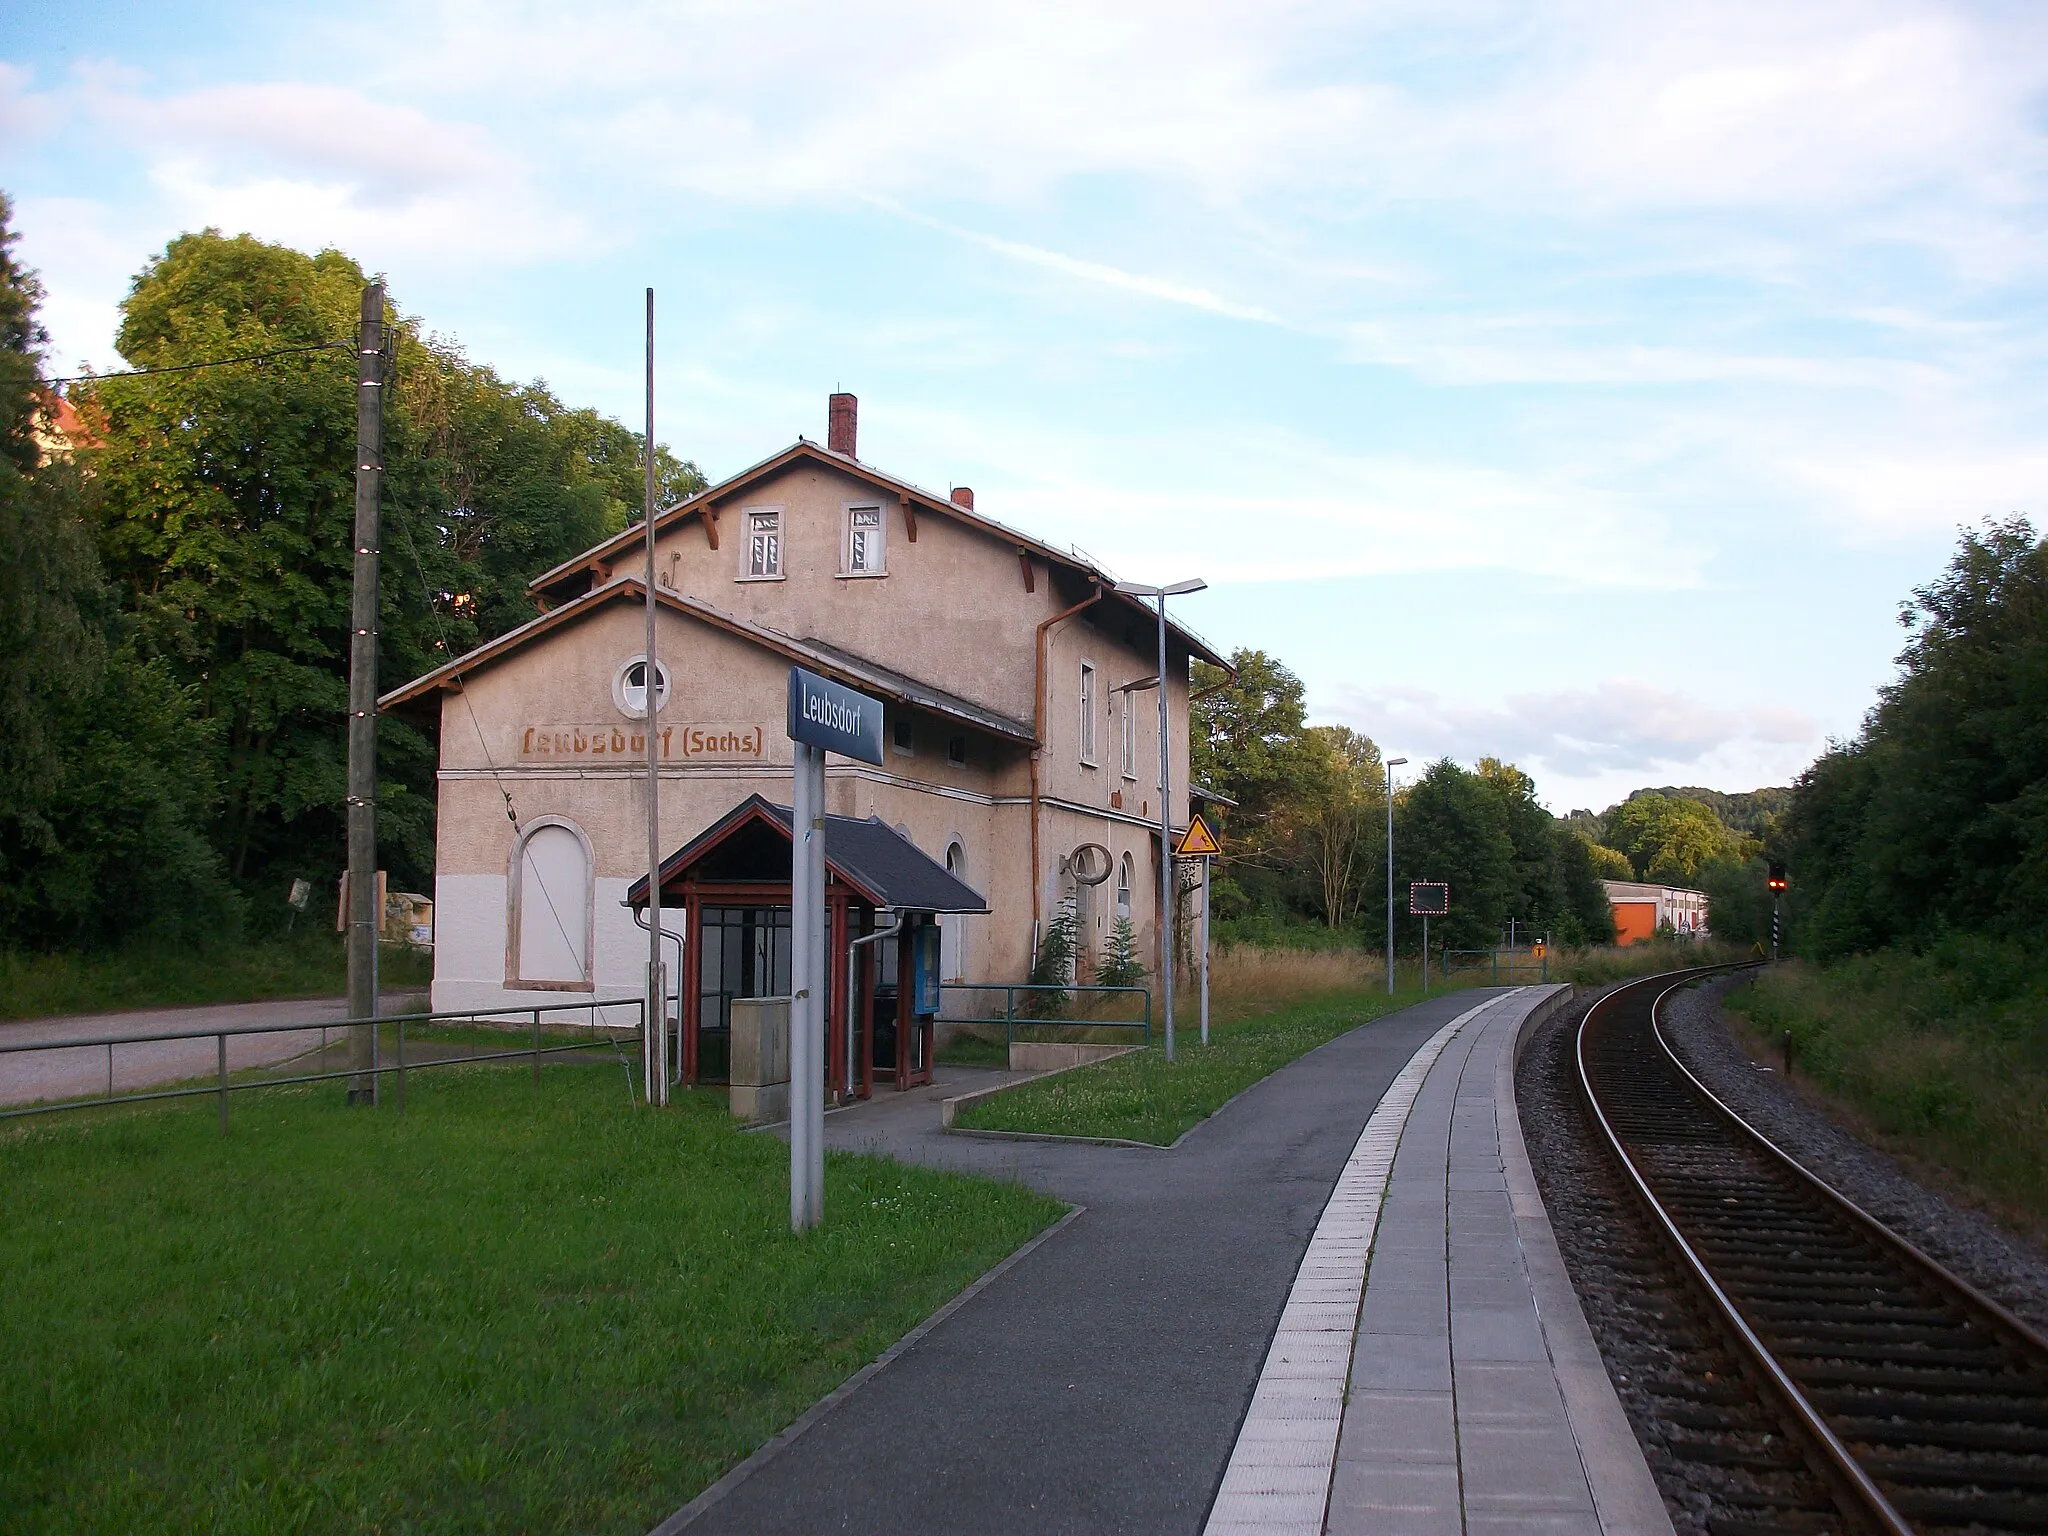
[378,574,1035,744]
[624,794,988,913]
[524,437,1226,666]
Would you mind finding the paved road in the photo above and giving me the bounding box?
[0,993,427,1109]
[679,989,1511,1536]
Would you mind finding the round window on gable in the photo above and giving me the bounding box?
[614,656,673,719]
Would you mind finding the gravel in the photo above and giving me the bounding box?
[1659,973,2048,1337]
[1516,986,1846,1536]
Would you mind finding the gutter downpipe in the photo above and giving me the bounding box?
[628,902,685,1086]
[1031,580,1103,948]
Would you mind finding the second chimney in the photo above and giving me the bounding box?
[828,392,857,457]
[950,486,974,510]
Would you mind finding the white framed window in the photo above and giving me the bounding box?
[1119,692,1136,779]
[1116,853,1133,920]
[1079,662,1097,765]
[613,655,672,719]
[508,819,594,991]
[743,507,783,579]
[843,504,885,575]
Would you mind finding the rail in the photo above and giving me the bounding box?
[938,982,1151,1050]
[1576,966,2048,1535]
[0,996,646,1128]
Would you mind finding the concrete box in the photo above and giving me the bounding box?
[729,996,791,1123]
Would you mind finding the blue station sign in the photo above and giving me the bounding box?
[786,665,885,766]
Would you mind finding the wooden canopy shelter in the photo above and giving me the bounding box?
[625,795,987,1097]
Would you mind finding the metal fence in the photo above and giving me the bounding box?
[938,982,1152,1050]
[1441,948,1552,985]
[0,997,645,1129]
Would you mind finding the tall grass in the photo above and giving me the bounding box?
[1551,938,1746,987]
[0,933,433,1021]
[1727,941,2048,1230]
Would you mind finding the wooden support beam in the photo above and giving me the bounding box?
[1018,549,1035,593]
[900,493,917,543]
[702,502,720,549]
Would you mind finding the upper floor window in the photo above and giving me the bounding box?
[1079,662,1098,765]
[891,716,915,756]
[844,504,885,576]
[745,508,782,579]
[1119,692,1136,779]
[946,733,967,767]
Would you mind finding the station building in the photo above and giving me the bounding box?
[381,394,1224,1088]
[1603,880,1710,944]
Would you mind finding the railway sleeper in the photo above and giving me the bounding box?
[1839,1417,2048,1456]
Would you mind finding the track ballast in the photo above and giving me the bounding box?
[1577,969,2048,1536]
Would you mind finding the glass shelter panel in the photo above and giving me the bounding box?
[697,905,792,1084]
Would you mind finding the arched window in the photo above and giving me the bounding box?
[510,820,593,988]
[941,841,968,981]
[1116,853,1133,921]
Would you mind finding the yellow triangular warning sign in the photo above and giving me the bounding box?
[1175,813,1222,858]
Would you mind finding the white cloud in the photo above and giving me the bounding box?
[1325,677,1816,783]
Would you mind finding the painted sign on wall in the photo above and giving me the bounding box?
[518,724,767,761]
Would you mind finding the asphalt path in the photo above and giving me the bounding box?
[678,987,1510,1536]
[0,992,426,1109]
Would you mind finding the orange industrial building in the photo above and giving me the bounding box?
[1603,880,1710,945]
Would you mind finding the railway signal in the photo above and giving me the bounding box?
[1766,861,1788,959]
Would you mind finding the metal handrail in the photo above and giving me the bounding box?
[937,982,1151,1049]
[0,996,644,1126]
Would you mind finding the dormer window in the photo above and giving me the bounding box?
[744,508,782,579]
[844,504,885,576]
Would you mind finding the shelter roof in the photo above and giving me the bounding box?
[523,437,1226,667]
[377,574,1035,744]
[624,794,988,914]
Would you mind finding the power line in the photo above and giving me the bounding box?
[47,339,351,388]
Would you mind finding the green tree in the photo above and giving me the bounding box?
[1781,518,2048,956]
[1604,791,1746,882]
[1286,725,1384,930]
[1190,649,1321,919]
[0,195,236,949]
[1395,759,1515,952]
[74,229,703,899]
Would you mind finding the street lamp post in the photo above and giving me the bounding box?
[1115,578,1206,1064]
[1384,757,1407,996]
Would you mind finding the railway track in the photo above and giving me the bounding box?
[1577,968,2048,1536]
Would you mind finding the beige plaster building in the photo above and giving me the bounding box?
[382,394,1223,1087]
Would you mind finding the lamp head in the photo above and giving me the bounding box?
[1387,756,1409,767]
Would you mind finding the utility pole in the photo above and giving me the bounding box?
[1112,577,1206,1063]
[643,288,667,1108]
[346,282,386,1106]
[1384,757,1407,995]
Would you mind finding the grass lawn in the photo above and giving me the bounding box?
[1726,944,2048,1234]
[0,1067,1062,1534]
[0,933,434,1021]
[952,978,1471,1145]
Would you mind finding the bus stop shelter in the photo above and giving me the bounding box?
[625,794,987,1098]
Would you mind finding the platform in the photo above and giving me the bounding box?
[1207,985,1673,1536]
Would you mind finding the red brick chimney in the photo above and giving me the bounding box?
[828,392,857,457]
[950,486,974,510]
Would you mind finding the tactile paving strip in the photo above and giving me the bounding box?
[1203,994,1515,1536]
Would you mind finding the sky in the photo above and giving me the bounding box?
[6,1,2045,813]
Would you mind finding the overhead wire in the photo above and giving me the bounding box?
[47,339,353,388]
